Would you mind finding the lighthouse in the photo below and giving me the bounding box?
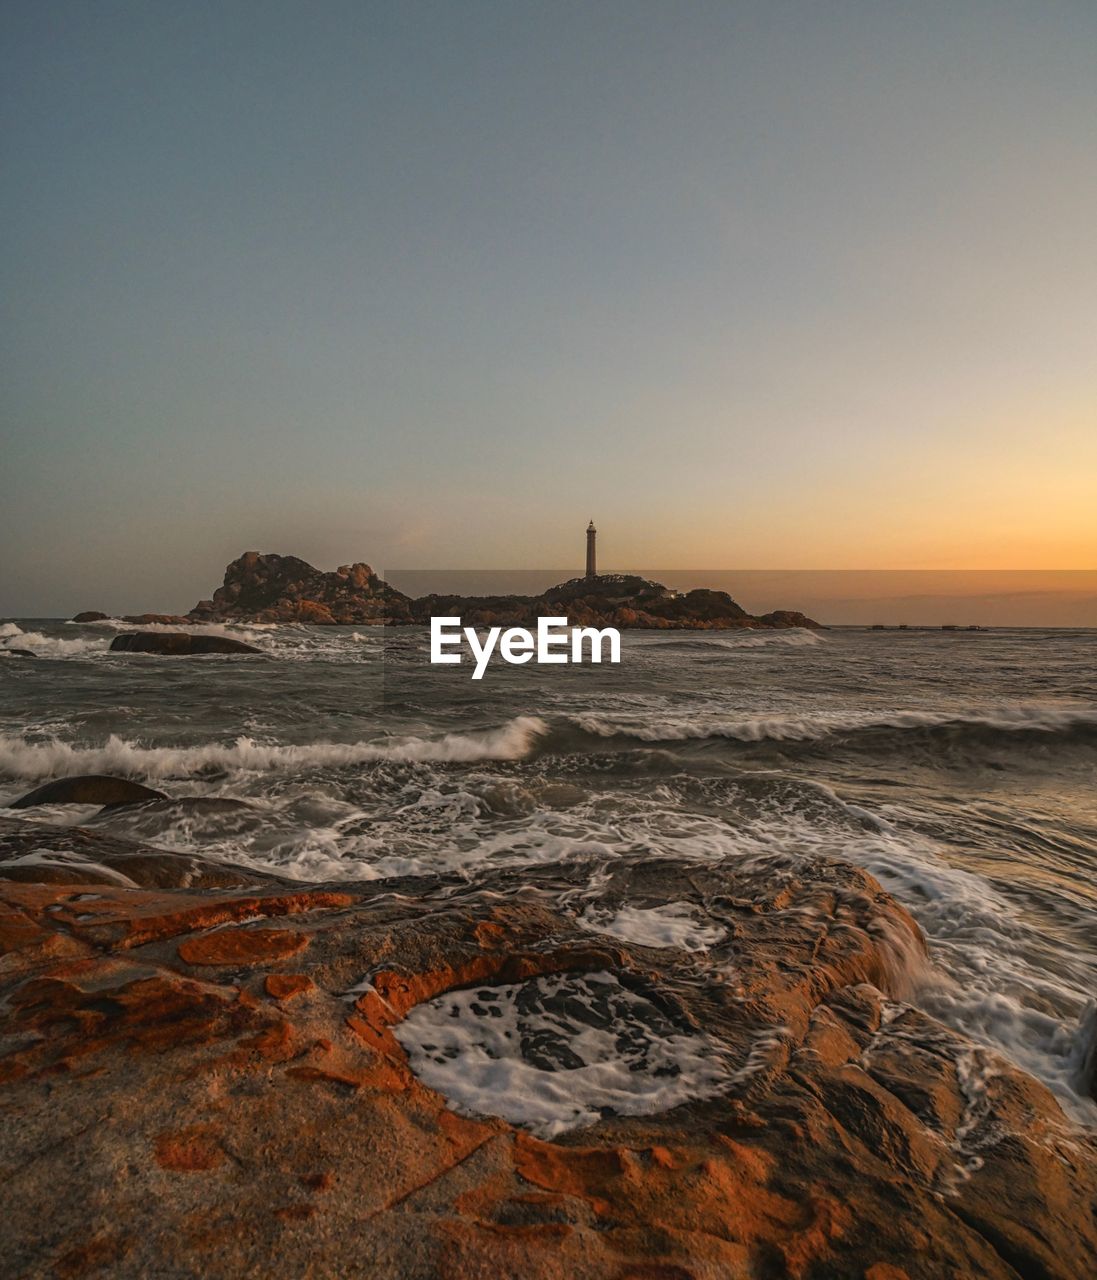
[585,520,597,579]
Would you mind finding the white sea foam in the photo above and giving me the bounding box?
[0,623,109,657]
[842,823,1097,1124]
[75,617,280,633]
[394,970,732,1137]
[578,902,726,951]
[0,848,138,887]
[0,717,548,782]
[12,618,388,661]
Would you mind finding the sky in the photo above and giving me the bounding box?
[2,1,1095,618]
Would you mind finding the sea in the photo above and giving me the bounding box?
[2,617,1095,1129]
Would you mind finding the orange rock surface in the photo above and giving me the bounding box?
[1,852,1094,1279]
[178,925,309,966]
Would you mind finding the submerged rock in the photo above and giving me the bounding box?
[0,815,291,889]
[7,775,168,810]
[110,632,264,656]
[0,848,1092,1278]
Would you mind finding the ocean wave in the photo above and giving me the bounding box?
[0,716,548,782]
[58,617,386,660]
[561,703,1097,748]
[71,617,281,632]
[3,703,1091,783]
[640,629,824,651]
[0,623,109,657]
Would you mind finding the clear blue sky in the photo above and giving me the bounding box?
[2,1,1095,615]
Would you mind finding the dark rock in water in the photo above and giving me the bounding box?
[121,612,193,625]
[110,631,263,656]
[0,815,291,889]
[7,775,169,809]
[754,609,819,628]
[72,611,109,623]
[1,648,37,658]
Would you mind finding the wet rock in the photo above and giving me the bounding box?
[0,853,1092,1278]
[7,775,168,810]
[110,631,263,656]
[1079,1002,1097,1102]
[0,648,37,658]
[72,611,109,622]
[0,816,292,890]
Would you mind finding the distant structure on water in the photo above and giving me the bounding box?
[585,520,597,578]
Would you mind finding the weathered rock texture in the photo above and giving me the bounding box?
[1,822,1093,1279]
[188,552,414,626]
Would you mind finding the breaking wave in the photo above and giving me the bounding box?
[0,623,109,658]
[562,704,1097,749]
[641,628,824,651]
[0,716,549,782]
[4,703,1093,784]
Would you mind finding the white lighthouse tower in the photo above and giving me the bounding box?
[585,520,597,579]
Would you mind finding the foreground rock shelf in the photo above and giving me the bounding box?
[1,828,1094,1278]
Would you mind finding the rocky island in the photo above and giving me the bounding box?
[74,552,820,631]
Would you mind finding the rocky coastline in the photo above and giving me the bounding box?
[73,552,820,631]
[1,794,1095,1277]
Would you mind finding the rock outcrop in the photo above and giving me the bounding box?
[120,613,193,626]
[110,632,264,656]
[411,575,815,631]
[188,552,414,626]
[755,609,819,629]
[72,612,194,626]
[0,818,1093,1278]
